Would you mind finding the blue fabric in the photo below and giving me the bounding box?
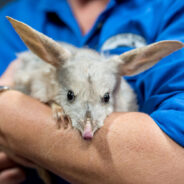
[1,0,184,183]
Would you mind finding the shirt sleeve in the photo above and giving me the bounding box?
[136,0,184,146]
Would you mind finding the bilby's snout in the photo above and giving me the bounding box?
[82,111,93,140]
[83,120,93,140]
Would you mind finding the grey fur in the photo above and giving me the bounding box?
[14,44,137,136]
[7,17,183,138]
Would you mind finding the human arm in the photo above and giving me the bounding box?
[0,90,184,184]
[0,60,27,184]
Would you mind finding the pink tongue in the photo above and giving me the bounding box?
[83,122,93,140]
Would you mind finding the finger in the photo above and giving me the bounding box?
[0,59,21,86]
[0,150,36,169]
[9,154,36,168]
[0,167,26,184]
[0,152,17,171]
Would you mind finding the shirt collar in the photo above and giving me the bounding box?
[37,0,121,12]
[37,0,66,12]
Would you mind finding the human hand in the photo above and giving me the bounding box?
[0,151,26,184]
[0,59,20,87]
[0,59,33,184]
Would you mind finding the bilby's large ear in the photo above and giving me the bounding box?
[116,41,184,76]
[7,16,70,67]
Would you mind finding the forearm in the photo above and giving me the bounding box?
[0,90,111,183]
[0,91,184,184]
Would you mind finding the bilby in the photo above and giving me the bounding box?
[6,16,184,184]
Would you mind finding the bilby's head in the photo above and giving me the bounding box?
[7,16,184,139]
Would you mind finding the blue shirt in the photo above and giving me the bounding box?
[1,0,184,183]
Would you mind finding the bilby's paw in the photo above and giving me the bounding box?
[50,102,71,129]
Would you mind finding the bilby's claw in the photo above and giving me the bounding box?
[49,102,70,129]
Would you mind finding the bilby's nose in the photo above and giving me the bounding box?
[83,131,93,140]
[83,111,93,140]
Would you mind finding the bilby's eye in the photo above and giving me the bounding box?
[102,92,110,103]
[67,90,75,102]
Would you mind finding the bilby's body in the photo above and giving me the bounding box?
[15,44,138,138]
